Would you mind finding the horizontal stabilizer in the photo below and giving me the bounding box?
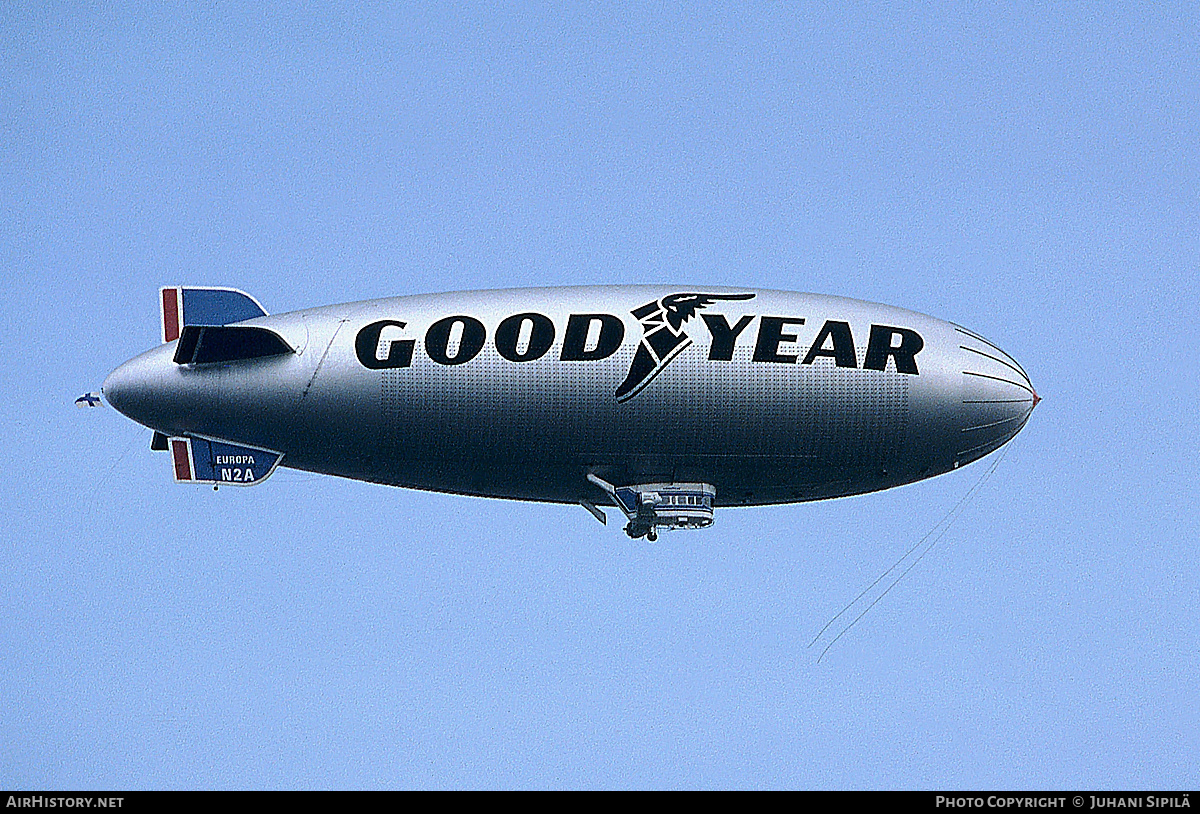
[161,287,268,343]
[173,325,293,365]
[169,437,283,486]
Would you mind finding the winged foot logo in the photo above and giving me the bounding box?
[614,292,756,402]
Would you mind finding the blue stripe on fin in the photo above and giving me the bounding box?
[186,437,283,486]
[181,288,267,326]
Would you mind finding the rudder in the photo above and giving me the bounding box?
[161,287,268,343]
[168,436,283,486]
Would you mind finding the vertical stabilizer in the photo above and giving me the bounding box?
[160,287,268,343]
[167,437,283,486]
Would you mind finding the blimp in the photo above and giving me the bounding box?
[101,286,1037,541]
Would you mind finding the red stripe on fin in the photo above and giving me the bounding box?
[162,288,181,343]
[170,438,192,481]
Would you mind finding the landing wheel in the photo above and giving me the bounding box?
[647,529,658,542]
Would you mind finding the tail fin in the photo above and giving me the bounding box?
[167,436,283,486]
[160,287,268,344]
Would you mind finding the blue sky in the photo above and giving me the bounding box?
[3,2,1197,788]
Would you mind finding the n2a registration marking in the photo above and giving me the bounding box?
[216,454,257,483]
[356,313,925,373]
[220,468,256,482]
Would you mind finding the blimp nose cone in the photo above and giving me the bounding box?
[103,359,144,422]
[955,328,1037,467]
[103,346,171,428]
